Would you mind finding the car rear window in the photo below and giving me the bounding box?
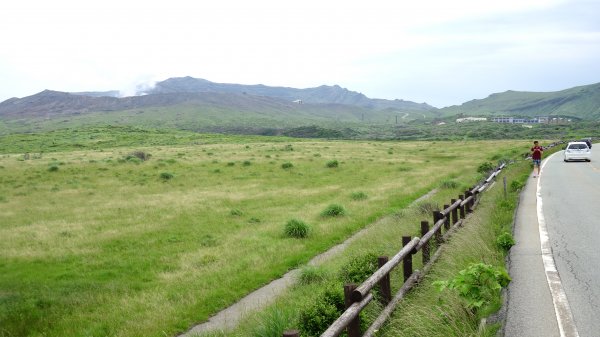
[568,144,588,150]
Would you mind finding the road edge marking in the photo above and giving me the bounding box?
[537,152,579,337]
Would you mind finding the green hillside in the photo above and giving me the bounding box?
[0,95,433,137]
[440,82,600,120]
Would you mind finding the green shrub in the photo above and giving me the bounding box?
[282,144,294,151]
[284,219,310,238]
[434,263,511,313]
[48,165,59,172]
[298,286,345,336]
[159,172,174,180]
[243,161,252,166]
[281,162,294,169]
[227,162,235,166]
[350,191,368,201]
[510,180,524,192]
[325,160,339,168]
[339,252,379,284]
[477,162,495,174]
[496,232,516,251]
[320,204,346,217]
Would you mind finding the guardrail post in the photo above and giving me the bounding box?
[378,256,392,305]
[344,284,361,337]
[402,236,413,282]
[450,199,458,224]
[420,221,430,265]
[282,330,299,337]
[443,204,450,230]
[433,211,443,247]
[458,194,466,219]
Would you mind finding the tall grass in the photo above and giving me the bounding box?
[0,135,525,337]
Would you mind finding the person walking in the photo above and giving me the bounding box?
[531,141,543,178]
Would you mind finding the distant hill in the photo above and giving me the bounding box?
[440,82,600,120]
[145,76,434,111]
[0,77,438,136]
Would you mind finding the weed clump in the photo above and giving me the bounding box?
[243,161,252,166]
[159,172,174,180]
[440,179,459,189]
[350,191,368,201]
[281,162,294,169]
[320,204,346,217]
[284,219,310,238]
[434,263,511,313]
[48,165,59,172]
[510,180,524,192]
[416,201,439,215]
[325,160,339,168]
[298,266,328,285]
[126,151,151,161]
[230,209,243,216]
[250,306,294,337]
[496,232,516,251]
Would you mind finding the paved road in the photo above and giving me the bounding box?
[505,148,599,337]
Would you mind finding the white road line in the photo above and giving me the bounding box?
[537,152,579,337]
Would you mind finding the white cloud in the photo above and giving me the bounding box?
[0,0,598,106]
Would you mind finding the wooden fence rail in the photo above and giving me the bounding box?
[281,162,511,337]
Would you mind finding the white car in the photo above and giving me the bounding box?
[564,142,591,162]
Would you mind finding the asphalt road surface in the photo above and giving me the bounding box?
[505,147,599,337]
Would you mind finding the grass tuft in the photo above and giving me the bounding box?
[320,204,346,217]
[284,219,310,238]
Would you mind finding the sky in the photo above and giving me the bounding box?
[1,0,600,108]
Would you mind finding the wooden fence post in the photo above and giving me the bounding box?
[465,190,473,213]
[378,256,392,305]
[433,211,443,247]
[344,284,361,337]
[458,194,466,219]
[450,199,458,224]
[420,221,430,265]
[402,236,413,282]
[283,330,299,337]
[443,204,450,230]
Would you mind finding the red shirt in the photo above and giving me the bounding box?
[531,146,543,160]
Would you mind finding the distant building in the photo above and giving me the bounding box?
[491,116,549,124]
[456,117,487,123]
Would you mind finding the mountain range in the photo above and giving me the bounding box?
[0,77,599,136]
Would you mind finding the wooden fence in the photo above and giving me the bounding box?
[282,163,507,337]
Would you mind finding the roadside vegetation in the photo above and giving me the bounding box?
[0,129,529,337]
[197,143,564,337]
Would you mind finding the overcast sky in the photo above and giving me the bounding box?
[1,0,599,108]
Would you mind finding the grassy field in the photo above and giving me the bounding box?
[0,133,526,337]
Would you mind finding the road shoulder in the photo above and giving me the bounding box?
[503,174,559,337]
